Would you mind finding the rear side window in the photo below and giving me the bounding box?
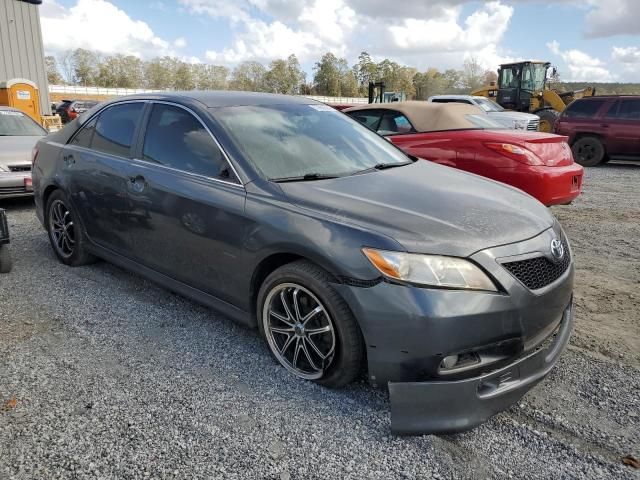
[617,99,640,120]
[378,111,416,134]
[70,117,97,148]
[563,99,606,118]
[142,104,231,180]
[92,103,144,157]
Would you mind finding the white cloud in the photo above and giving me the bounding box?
[41,0,174,58]
[547,40,615,82]
[191,0,514,71]
[174,37,188,49]
[612,46,640,65]
[199,0,356,64]
[584,0,640,38]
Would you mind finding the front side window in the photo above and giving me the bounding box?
[92,103,144,157]
[213,103,410,180]
[498,67,519,89]
[520,64,547,92]
[0,110,46,136]
[346,110,383,131]
[143,104,231,179]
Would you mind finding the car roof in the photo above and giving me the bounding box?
[429,95,482,100]
[573,95,640,100]
[106,91,319,108]
[344,101,486,132]
[0,105,22,112]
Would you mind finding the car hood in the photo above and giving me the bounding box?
[279,161,554,257]
[487,111,539,125]
[0,135,42,170]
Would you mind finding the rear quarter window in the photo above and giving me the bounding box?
[563,99,607,119]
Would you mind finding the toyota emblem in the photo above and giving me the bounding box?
[550,238,564,261]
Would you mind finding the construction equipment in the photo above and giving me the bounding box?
[368,82,406,104]
[471,61,596,132]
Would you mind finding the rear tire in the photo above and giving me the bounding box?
[0,245,12,273]
[536,109,560,133]
[572,136,605,167]
[45,190,97,266]
[257,260,364,388]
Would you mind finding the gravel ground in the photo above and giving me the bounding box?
[1,164,639,479]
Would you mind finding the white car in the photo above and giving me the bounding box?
[428,95,540,131]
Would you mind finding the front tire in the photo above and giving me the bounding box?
[257,261,364,388]
[536,109,560,133]
[572,136,605,167]
[46,190,96,266]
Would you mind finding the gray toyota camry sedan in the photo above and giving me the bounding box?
[32,92,574,434]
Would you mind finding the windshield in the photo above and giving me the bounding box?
[474,98,504,112]
[0,110,46,136]
[521,64,547,92]
[464,114,507,129]
[212,103,410,180]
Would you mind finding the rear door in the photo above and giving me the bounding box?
[124,102,249,305]
[603,98,640,156]
[63,101,145,254]
[560,98,609,143]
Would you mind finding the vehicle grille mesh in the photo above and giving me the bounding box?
[502,239,570,290]
[527,120,539,131]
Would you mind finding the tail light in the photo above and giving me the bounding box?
[31,146,39,167]
[484,143,544,166]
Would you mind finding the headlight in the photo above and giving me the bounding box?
[513,119,528,130]
[362,248,497,291]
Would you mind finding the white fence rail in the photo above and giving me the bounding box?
[48,85,368,104]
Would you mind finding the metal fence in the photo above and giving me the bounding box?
[48,85,369,104]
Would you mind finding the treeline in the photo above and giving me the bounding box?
[556,82,640,95]
[45,49,640,99]
[45,49,495,99]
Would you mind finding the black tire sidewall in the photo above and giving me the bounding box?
[572,137,604,167]
[257,262,363,388]
[45,190,92,266]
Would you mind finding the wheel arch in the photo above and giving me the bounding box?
[249,252,341,320]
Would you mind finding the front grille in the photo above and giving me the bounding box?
[527,120,539,131]
[8,165,31,172]
[502,239,571,290]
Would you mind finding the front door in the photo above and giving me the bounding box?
[124,102,249,305]
[63,101,145,255]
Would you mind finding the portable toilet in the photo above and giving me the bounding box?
[0,78,41,123]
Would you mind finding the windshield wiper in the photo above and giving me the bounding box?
[352,160,414,175]
[270,173,341,183]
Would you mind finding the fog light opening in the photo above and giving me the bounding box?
[439,352,481,373]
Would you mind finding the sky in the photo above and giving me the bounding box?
[39,0,640,82]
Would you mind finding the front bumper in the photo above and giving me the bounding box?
[0,171,33,198]
[389,300,573,434]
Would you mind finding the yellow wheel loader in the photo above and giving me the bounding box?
[471,61,596,132]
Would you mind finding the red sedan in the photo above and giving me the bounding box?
[344,102,583,206]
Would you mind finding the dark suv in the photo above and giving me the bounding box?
[555,96,640,166]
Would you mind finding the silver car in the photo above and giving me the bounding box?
[429,94,540,131]
[0,106,47,198]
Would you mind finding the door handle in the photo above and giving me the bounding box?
[600,124,609,128]
[63,154,75,165]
